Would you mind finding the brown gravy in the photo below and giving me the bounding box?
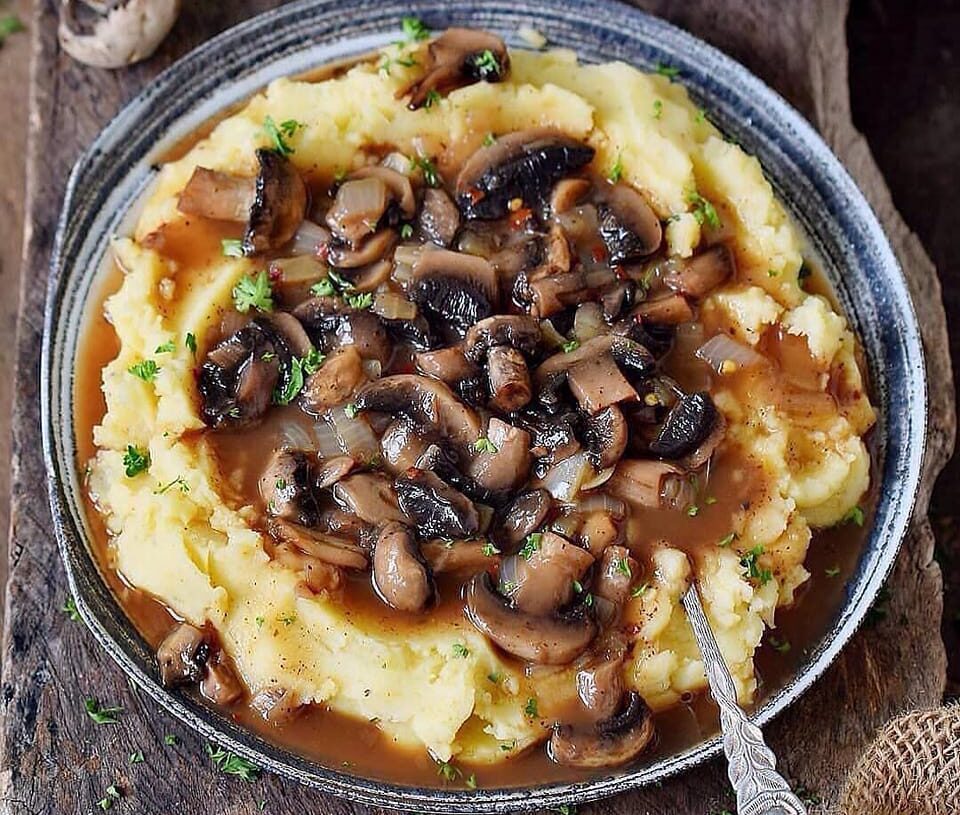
[75,255,875,788]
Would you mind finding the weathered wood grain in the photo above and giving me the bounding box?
[0,1,950,813]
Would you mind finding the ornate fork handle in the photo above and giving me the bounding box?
[682,585,808,815]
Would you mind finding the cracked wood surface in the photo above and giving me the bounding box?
[0,1,950,813]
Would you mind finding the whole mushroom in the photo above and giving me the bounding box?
[59,0,181,69]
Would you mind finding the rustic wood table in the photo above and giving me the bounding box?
[1,1,952,813]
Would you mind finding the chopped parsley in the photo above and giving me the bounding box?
[233,270,274,313]
[302,348,326,376]
[767,268,780,278]
[62,595,81,621]
[163,734,178,746]
[469,49,502,79]
[519,532,543,559]
[474,436,498,454]
[154,476,189,495]
[410,154,441,187]
[615,557,632,578]
[221,238,245,258]
[401,16,430,42]
[582,592,594,606]
[487,672,501,684]
[255,615,265,628]
[400,223,414,239]
[482,132,497,147]
[344,291,373,310]
[500,739,517,751]
[571,579,583,594]
[686,504,700,517]
[842,505,865,526]
[499,579,517,596]
[452,643,470,659]
[465,773,477,790]
[686,190,721,228]
[552,807,578,815]
[155,340,175,354]
[561,338,580,353]
[694,108,707,124]
[769,636,791,654]
[310,276,336,297]
[263,115,301,157]
[0,15,24,45]
[129,750,144,765]
[96,784,121,811]
[343,403,359,419]
[436,760,461,782]
[85,698,122,725]
[185,332,197,354]
[718,531,737,548]
[206,743,260,781]
[630,582,650,598]
[423,89,442,109]
[278,612,297,626]
[652,99,663,119]
[481,542,500,557]
[378,53,418,75]
[655,61,680,79]
[524,697,539,718]
[607,153,623,183]
[740,545,773,585]
[825,565,841,578]
[122,445,150,477]
[128,359,159,382]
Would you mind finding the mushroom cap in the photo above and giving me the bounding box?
[242,149,308,255]
[464,572,597,665]
[548,690,655,768]
[372,522,435,612]
[59,0,181,69]
[596,183,663,265]
[463,314,541,362]
[648,391,721,460]
[395,468,480,539]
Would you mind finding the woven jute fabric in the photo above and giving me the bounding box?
[840,705,960,814]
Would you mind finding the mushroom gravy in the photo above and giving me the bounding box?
[77,25,877,788]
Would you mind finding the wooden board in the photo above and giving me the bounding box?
[0,1,951,812]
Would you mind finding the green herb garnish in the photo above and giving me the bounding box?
[344,291,373,310]
[310,276,336,297]
[343,403,359,419]
[686,190,721,228]
[410,154,441,187]
[718,531,737,548]
[769,636,791,653]
[263,116,301,157]
[652,99,663,119]
[400,223,414,239]
[607,153,623,183]
[206,743,260,781]
[469,49,501,79]
[740,545,773,585]
[474,436,498,454]
[655,62,679,79]
[129,750,144,765]
[233,270,274,313]
[524,697,539,718]
[185,332,197,354]
[630,582,650,598]
[401,16,430,42]
[452,643,469,659]
[482,542,500,557]
[561,338,580,353]
[85,698,122,725]
[62,595,81,621]
[519,532,543,559]
[482,132,497,147]
[122,445,150,477]
[436,760,461,782]
[128,359,159,382]
[825,565,841,578]
[155,341,175,354]
[842,505,865,526]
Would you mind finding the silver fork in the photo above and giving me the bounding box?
[682,583,809,815]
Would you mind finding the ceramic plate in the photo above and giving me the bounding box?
[41,1,926,811]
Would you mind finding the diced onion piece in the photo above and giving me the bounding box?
[558,204,599,243]
[311,419,343,458]
[539,451,594,502]
[573,302,605,342]
[290,220,331,256]
[327,177,388,245]
[696,334,766,374]
[476,504,495,535]
[381,151,414,176]
[328,405,380,461]
[572,491,626,519]
[518,25,547,49]
[392,243,426,284]
[372,290,417,321]
[280,424,316,452]
[539,319,567,349]
[579,466,615,492]
[351,259,393,292]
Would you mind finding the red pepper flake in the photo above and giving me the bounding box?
[509,208,533,230]
[466,187,484,204]
[591,244,607,262]
[267,264,282,281]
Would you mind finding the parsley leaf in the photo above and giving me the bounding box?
[452,643,469,659]
[122,445,150,477]
[825,565,841,577]
[630,582,650,598]
[769,636,791,654]
[263,115,301,157]
[607,153,623,183]
[686,190,721,228]
[401,16,430,42]
[62,595,81,621]
[129,750,144,765]
[85,697,122,725]
[344,291,373,310]
[842,505,865,526]
[410,155,441,187]
[96,784,121,811]
[718,531,737,547]
[481,542,500,557]
[273,357,305,405]
[155,341,175,354]
[233,270,274,313]
[740,545,772,585]
[436,760,461,782]
[561,338,580,353]
[519,532,543,559]
[163,734,178,746]
[468,49,502,79]
[221,238,245,258]
[400,223,414,239]
[310,276,336,297]
[185,332,197,354]
[655,61,680,79]
[128,359,159,382]
[302,348,325,376]
[423,89,442,109]
[473,436,498,454]
[0,15,24,44]
[154,476,189,495]
[206,743,260,781]
[524,697,539,718]
[652,99,663,119]
[343,403,359,419]
[615,557,632,578]
[465,773,477,789]
[482,132,497,147]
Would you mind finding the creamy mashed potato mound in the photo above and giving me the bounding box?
[87,43,875,764]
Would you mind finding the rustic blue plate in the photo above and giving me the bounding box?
[41,0,926,812]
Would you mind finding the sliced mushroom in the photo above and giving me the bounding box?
[411,277,492,341]
[567,354,638,415]
[402,27,509,110]
[395,468,480,538]
[415,346,478,385]
[379,418,431,474]
[456,129,595,220]
[156,623,209,688]
[421,538,497,573]
[521,409,583,464]
[633,293,695,325]
[179,150,306,255]
[259,449,321,527]
[350,165,417,220]
[467,418,532,492]
[550,177,592,216]
[583,405,629,469]
[500,531,594,616]
[332,472,407,525]
[419,188,461,247]
[315,455,357,489]
[487,346,532,412]
[200,653,244,705]
[272,541,345,595]
[594,545,638,606]
[497,489,553,549]
[263,311,313,357]
[354,375,482,450]
[465,573,597,664]
[576,656,625,720]
[300,345,365,414]
[372,521,434,612]
[596,184,662,265]
[463,314,541,362]
[578,511,621,558]
[606,459,686,509]
[268,518,369,570]
[664,244,734,298]
[649,391,722,461]
[549,691,655,768]
[59,0,180,69]
[524,270,590,319]
[327,228,398,269]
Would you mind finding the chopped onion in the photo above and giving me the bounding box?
[580,465,615,491]
[696,333,765,374]
[372,290,417,321]
[327,177,388,244]
[538,451,594,502]
[381,151,413,176]
[476,504,494,535]
[392,243,426,284]
[311,419,343,458]
[573,491,625,519]
[280,424,316,452]
[291,220,331,256]
[539,318,566,349]
[328,405,379,460]
[573,302,605,342]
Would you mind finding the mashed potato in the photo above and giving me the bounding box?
[86,41,875,764]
